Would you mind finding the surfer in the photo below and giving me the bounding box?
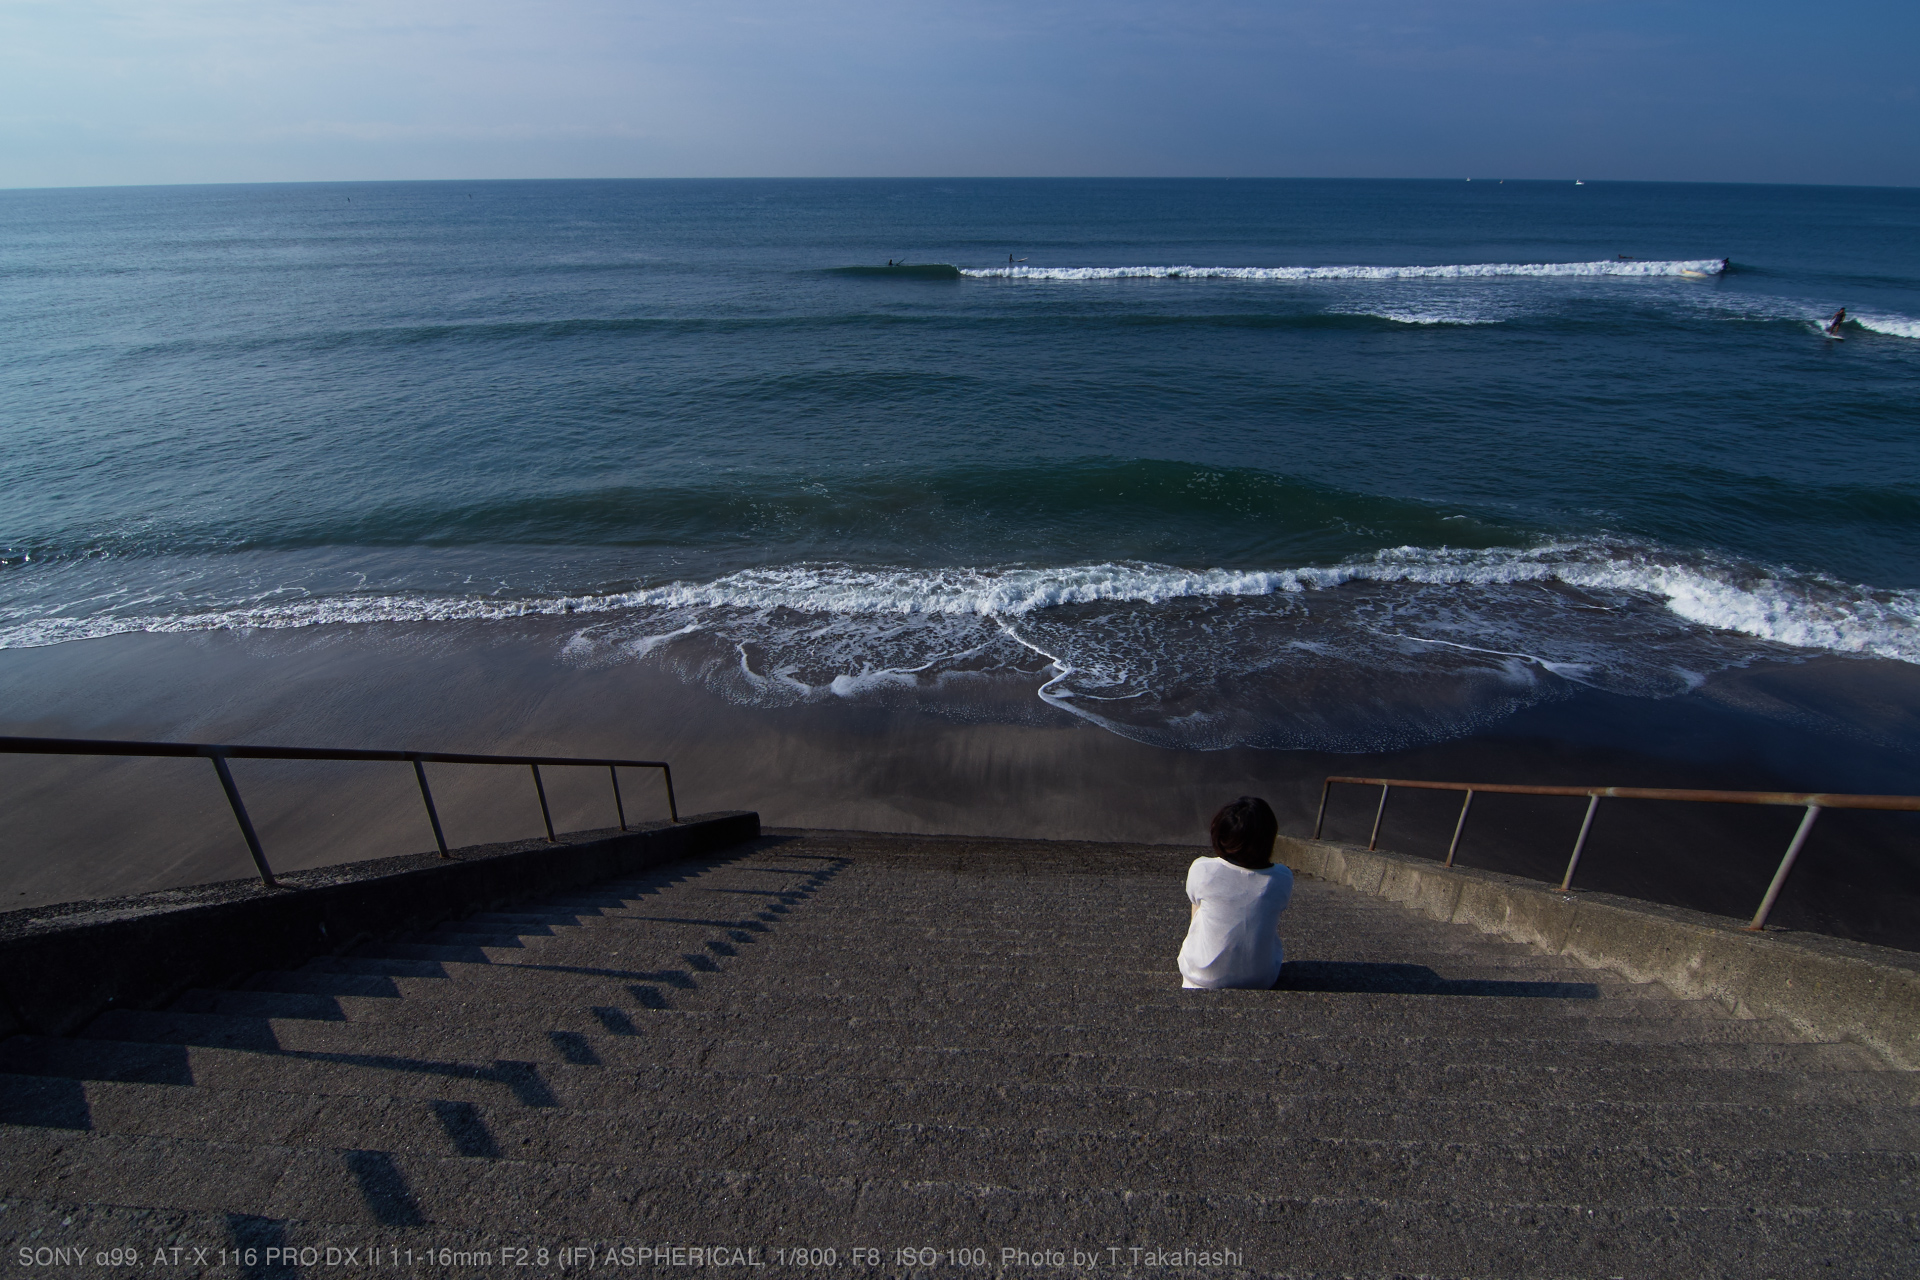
[1825,308,1847,336]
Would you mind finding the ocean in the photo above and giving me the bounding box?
[5,177,1917,759]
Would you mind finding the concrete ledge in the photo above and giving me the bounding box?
[1275,834,1920,1069]
[0,810,759,1038]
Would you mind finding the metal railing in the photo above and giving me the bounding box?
[1,735,677,890]
[1312,775,1920,932]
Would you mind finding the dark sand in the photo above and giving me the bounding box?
[2,621,1917,948]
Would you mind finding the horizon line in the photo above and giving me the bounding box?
[5,175,1918,195]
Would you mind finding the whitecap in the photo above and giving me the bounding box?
[959,259,1727,282]
[1853,312,1920,340]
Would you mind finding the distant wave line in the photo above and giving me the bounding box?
[959,259,1729,281]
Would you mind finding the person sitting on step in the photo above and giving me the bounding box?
[1178,796,1294,989]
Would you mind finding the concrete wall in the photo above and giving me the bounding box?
[0,812,759,1038]
[1276,835,1920,1069]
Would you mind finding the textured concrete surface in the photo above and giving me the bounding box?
[1,829,1916,1278]
[1277,834,1920,1069]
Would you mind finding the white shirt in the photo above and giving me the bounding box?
[1178,856,1293,990]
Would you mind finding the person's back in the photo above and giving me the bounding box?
[1178,796,1293,989]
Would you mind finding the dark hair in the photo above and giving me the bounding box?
[1210,796,1278,869]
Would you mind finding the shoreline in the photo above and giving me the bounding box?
[1,621,1916,948]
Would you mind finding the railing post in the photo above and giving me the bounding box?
[609,765,627,832]
[1444,789,1474,867]
[1368,784,1390,851]
[1312,780,1332,840]
[413,757,450,857]
[531,764,556,842]
[1559,794,1601,891]
[1748,805,1821,931]
[661,764,680,824]
[207,750,276,888]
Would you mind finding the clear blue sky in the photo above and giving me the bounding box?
[3,1,1915,189]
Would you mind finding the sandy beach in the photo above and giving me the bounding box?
[3,620,1915,948]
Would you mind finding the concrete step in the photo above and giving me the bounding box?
[242,963,709,1009]
[166,987,1799,1046]
[10,1069,1919,1157]
[234,965,1676,1031]
[235,962,1740,1029]
[438,908,1585,973]
[343,938,1642,1002]
[439,902,1559,947]
[409,921,1605,977]
[315,943,1677,1008]
[233,968,1688,1038]
[82,1008,1883,1078]
[6,1033,1911,1113]
[0,1129,1911,1277]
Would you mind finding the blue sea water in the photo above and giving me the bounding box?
[3,178,1918,751]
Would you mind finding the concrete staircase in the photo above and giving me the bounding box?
[1,830,1915,1277]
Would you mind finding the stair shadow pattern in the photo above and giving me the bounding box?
[0,831,1913,1278]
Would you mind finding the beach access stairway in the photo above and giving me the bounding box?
[1,831,1915,1277]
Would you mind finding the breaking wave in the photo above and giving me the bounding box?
[1331,307,1501,326]
[551,544,1917,749]
[960,258,1728,281]
[1853,312,1920,340]
[7,539,1914,750]
[6,541,1913,663]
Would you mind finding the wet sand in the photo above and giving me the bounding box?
[2,621,1916,949]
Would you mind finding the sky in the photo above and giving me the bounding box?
[1,1,1915,189]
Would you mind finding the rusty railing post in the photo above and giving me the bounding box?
[1748,805,1821,931]
[1312,779,1332,840]
[207,749,276,887]
[413,757,450,857]
[609,765,627,831]
[1368,784,1390,851]
[531,764,556,842]
[1559,794,1601,891]
[1444,789,1474,867]
[661,763,680,824]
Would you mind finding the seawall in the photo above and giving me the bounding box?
[1277,834,1920,1068]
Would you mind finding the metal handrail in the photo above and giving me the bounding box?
[1312,774,1920,932]
[1,735,678,890]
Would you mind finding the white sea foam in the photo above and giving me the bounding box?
[11,542,1912,751]
[1854,312,1920,339]
[593,551,1920,664]
[1345,545,1920,663]
[7,542,1912,668]
[1335,307,1497,326]
[960,259,1728,282]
